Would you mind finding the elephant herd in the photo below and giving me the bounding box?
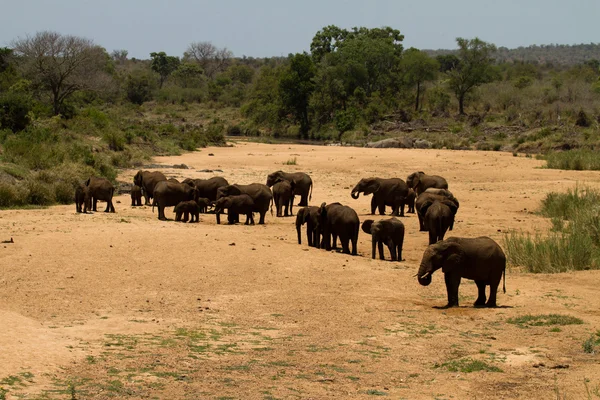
[74,169,506,309]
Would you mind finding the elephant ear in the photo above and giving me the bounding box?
[364,180,381,195]
[437,241,464,274]
[361,219,374,235]
[419,199,435,217]
[318,202,327,221]
[441,199,458,215]
[296,208,306,226]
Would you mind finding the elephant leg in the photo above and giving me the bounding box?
[258,211,266,224]
[377,201,386,215]
[378,241,385,260]
[332,233,338,249]
[93,198,97,212]
[386,240,396,261]
[216,212,221,224]
[110,200,115,213]
[341,237,350,254]
[474,280,487,307]
[449,216,455,231]
[314,232,321,249]
[143,192,150,206]
[399,200,405,217]
[442,273,461,308]
[371,238,377,259]
[428,230,437,245]
[289,200,293,216]
[104,200,110,212]
[391,205,399,216]
[298,193,308,207]
[159,206,166,221]
[486,278,500,308]
[370,197,377,215]
[418,213,426,231]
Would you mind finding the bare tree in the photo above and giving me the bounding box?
[12,31,110,115]
[185,41,232,78]
[111,49,128,65]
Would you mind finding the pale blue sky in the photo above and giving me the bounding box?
[1,0,597,58]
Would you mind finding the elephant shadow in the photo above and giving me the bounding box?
[432,304,514,310]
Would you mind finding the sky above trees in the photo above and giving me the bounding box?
[1,0,597,59]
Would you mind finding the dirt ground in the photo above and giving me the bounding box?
[1,142,600,399]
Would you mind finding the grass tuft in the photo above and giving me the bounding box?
[507,314,583,327]
[434,358,502,373]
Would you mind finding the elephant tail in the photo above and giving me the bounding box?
[502,267,506,294]
[270,195,274,216]
[152,198,156,213]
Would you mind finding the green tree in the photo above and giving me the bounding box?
[310,25,349,62]
[436,54,459,73]
[401,48,439,110]
[241,65,284,129]
[446,37,497,115]
[172,62,204,88]
[150,51,180,88]
[125,71,155,105]
[279,53,316,139]
[12,31,110,115]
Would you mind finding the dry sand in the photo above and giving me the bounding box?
[1,142,599,399]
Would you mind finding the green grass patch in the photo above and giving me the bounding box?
[507,314,583,327]
[504,186,600,273]
[434,358,503,373]
[366,389,388,396]
[545,149,600,171]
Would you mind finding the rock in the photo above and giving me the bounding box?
[414,139,433,149]
[365,138,413,149]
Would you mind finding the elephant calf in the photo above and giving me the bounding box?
[273,178,295,217]
[131,185,142,207]
[361,217,405,261]
[214,194,255,225]
[75,183,91,213]
[296,206,320,247]
[196,197,212,213]
[416,237,507,308]
[174,200,201,223]
[406,188,416,214]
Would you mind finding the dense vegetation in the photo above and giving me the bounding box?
[1,27,600,207]
[504,187,600,273]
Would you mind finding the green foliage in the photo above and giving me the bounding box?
[125,71,155,105]
[150,51,180,88]
[279,53,316,138]
[172,62,204,88]
[0,91,33,132]
[401,48,439,110]
[446,37,498,114]
[504,187,600,272]
[545,149,600,171]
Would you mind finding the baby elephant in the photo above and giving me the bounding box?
[272,178,295,217]
[75,183,91,213]
[196,197,212,213]
[174,200,201,223]
[406,188,416,213]
[131,185,143,206]
[361,217,405,261]
[214,194,255,225]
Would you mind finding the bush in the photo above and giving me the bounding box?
[103,129,126,151]
[125,73,154,105]
[25,179,56,205]
[0,181,26,208]
[0,91,33,132]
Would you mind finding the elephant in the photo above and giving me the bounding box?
[296,206,320,247]
[416,237,507,308]
[416,192,459,232]
[422,200,458,244]
[75,183,91,213]
[406,188,416,213]
[361,218,405,261]
[174,200,201,223]
[272,178,295,217]
[350,177,409,217]
[216,184,273,224]
[318,202,359,255]
[214,194,255,225]
[183,177,229,201]
[406,171,448,195]
[168,178,180,184]
[152,181,199,221]
[133,170,167,205]
[131,185,142,207]
[85,176,115,212]
[266,171,312,206]
[196,197,212,213]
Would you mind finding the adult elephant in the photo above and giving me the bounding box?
[416,191,459,232]
[266,171,313,206]
[296,206,320,247]
[361,218,405,261]
[416,237,506,308]
[182,177,229,201]
[85,177,115,212]
[216,183,273,224]
[318,202,359,255]
[350,177,409,217]
[152,181,199,221]
[133,170,167,205]
[406,171,448,195]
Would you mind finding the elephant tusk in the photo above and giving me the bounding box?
[412,273,419,277]
[419,272,431,279]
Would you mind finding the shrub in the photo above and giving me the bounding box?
[0,182,27,208]
[0,91,33,132]
[545,149,600,170]
[25,179,55,205]
[125,72,154,105]
[102,129,126,151]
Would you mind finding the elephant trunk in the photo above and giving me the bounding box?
[351,190,360,199]
[417,250,434,286]
[296,221,302,244]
